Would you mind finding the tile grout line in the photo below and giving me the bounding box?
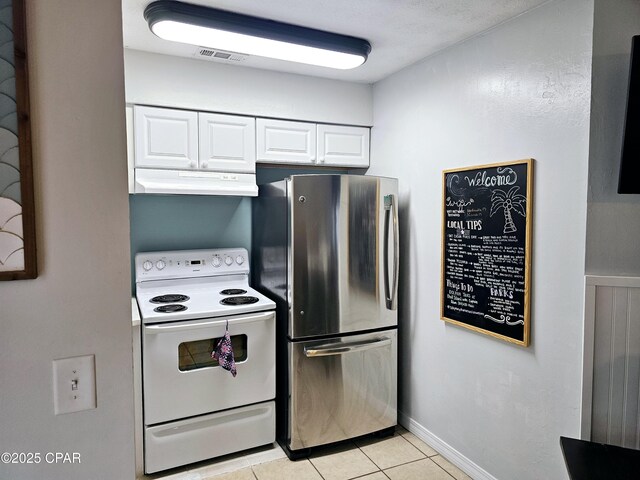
[399,431,438,456]
[246,434,456,480]
[429,457,458,480]
[309,441,382,480]
[348,470,383,480]
[356,435,428,472]
[356,442,383,471]
[307,456,327,480]
[378,456,457,480]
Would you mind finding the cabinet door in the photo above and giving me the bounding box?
[199,113,256,173]
[317,124,370,168]
[134,106,198,169]
[256,118,316,165]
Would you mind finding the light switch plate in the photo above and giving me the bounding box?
[52,355,96,415]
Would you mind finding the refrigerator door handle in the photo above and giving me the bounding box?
[384,194,399,310]
[304,337,392,357]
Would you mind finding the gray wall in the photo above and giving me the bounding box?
[586,0,640,275]
[0,1,135,479]
[129,195,251,289]
[369,0,593,478]
[124,49,373,126]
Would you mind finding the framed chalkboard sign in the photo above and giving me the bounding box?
[441,159,533,346]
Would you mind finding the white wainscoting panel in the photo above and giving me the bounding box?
[584,276,640,448]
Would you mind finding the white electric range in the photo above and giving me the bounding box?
[135,248,276,474]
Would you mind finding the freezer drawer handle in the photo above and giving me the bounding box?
[384,193,399,310]
[304,337,392,357]
[144,311,273,334]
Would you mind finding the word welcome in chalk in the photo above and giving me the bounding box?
[464,167,517,188]
[447,220,482,230]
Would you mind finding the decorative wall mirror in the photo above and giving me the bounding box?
[0,0,36,280]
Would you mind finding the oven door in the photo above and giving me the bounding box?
[142,310,275,425]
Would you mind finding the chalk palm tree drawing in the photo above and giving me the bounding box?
[490,186,526,233]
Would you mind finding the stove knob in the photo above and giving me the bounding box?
[142,260,153,271]
[224,256,233,266]
[236,255,244,265]
[211,256,221,268]
[156,260,166,270]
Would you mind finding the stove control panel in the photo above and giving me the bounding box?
[135,248,249,281]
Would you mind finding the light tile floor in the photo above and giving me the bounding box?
[144,426,472,480]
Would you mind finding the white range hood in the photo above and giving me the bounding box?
[130,105,259,197]
[134,168,258,196]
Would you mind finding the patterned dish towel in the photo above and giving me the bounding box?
[212,321,237,377]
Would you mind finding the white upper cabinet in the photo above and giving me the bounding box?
[256,119,369,167]
[256,118,316,165]
[132,105,370,173]
[199,113,256,173]
[317,124,370,168]
[134,106,198,169]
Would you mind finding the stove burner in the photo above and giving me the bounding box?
[220,289,247,296]
[154,304,188,313]
[150,294,190,304]
[220,296,259,306]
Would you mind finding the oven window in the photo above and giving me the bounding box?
[178,335,248,371]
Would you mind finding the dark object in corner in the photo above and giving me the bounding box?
[560,436,640,479]
[619,35,640,194]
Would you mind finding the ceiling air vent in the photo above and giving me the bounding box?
[194,48,248,62]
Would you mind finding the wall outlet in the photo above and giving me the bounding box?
[52,355,96,415]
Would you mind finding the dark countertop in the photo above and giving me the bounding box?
[560,436,640,480]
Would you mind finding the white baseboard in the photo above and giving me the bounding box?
[398,411,498,480]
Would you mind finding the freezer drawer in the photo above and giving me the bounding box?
[287,329,397,451]
[145,401,275,474]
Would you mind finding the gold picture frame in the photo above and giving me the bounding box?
[441,159,533,346]
[0,0,36,280]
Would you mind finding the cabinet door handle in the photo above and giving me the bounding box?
[201,161,208,169]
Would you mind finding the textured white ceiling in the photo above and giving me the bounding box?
[122,0,550,83]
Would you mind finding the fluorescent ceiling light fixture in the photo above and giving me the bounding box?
[144,1,371,70]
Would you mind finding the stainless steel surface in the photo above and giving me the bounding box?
[288,329,397,451]
[252,174,399,455]
[383,193,399,311]
[289,175,399,338]
[304,337,392,357]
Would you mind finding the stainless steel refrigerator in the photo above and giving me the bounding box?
[252,174,399,458]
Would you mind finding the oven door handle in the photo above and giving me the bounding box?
[144,311,273,334]
[304,337,392,357]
